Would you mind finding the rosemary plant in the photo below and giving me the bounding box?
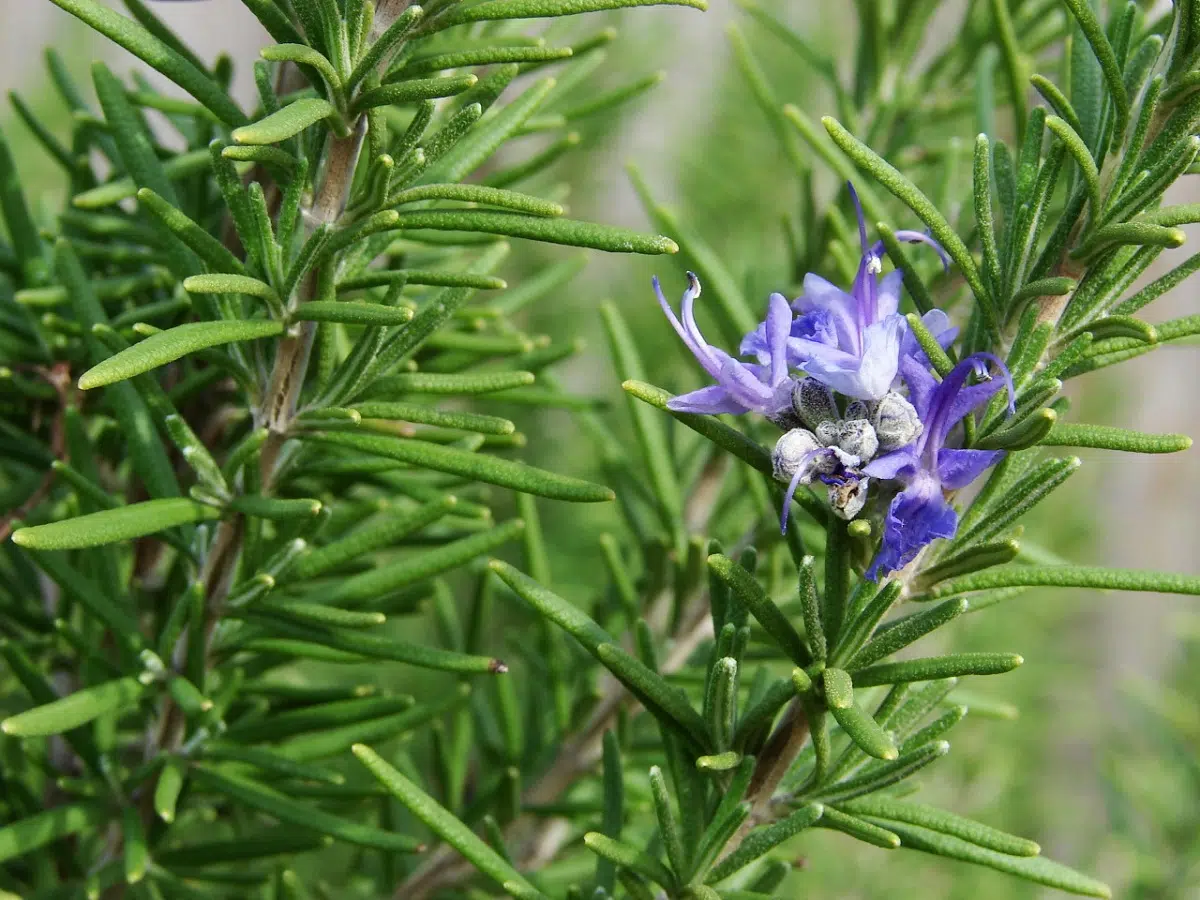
[0,1,1198,899]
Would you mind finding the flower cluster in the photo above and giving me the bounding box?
[655,186,1013,579]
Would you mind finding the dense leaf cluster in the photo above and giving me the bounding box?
[0,1,1197,900]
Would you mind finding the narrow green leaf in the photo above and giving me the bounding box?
[232,98,337,145]
[1072,222,1186,259]
[137,188,247,275]
[287,497,454,581]
[1040,422,1191,453]
[2,677,145,737]
[122,805,148,884]
[390,183,563,217]
[156,828,329,866]
[848,599,969,670]
[46,0,246,126]
[0,804,108,863]
[816,742,949,804]
[1045,115,1101,219]
[815,806,900,849]
[602,303,682,534]
[184,274,279,304]
[708,555,809,666]
[922,565,1200,598]
[368,371,535,396]
[488,559,614,653]
[354,402,514,435]
[584,833,675,890]
[353,744,548,897]
[296,299,411,328]
[392,209,677,254]
[840,796,1038,857]
[877,820,1110,897]
[13,498,221,550]
[192,765,421,852]
[648,766,686,879]
[79,320,283,389]
[228,496,323,520]
[93,62,178,205]
[309,431,614,502]
[420,78,557,184]
[850,653,1024,687]
[245,614,505,674]
[598,643,711,750]
[347,5,425,90]
[436,0,707,27]
[914,543,1020,589]
[154,758,185,823]
[204,742,344,783]
[332,521,526,604]
[622,380,772,474]
[353,75,478,112]
[706,803,824,884]
[1061,0,1129,135]
[824,672,897,761]
[260,44,341,90]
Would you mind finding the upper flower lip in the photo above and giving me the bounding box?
[655,273,793,417]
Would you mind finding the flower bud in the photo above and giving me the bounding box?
[792,378,838,430]
[815,420,841,447]
[873,391,923,452]
[844,400,871,421]
[772,428,835,484]
[836,418,879,462]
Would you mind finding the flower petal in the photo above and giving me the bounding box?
[666,385,748,415]
[655,274,722,380]
[867,473,959,580]
[862,449,919,480]
[876,269,904,319]
[765,291,793,385]
[937,448,1005,490]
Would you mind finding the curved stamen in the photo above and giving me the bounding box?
[779,448,824,533]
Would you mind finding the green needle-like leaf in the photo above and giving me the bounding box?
[183,274,280,304]
[1059,0,1129,136]
[78,320,284,389]
[708,554,809,666]
[192,766,422,852]
[391,209,677,254]
[585,833,676,890]
[1040,422,1192,453]
[0,804,108,863]
[46,0,246,126]
[2,677,145,736]
[353,744,548,898]
[840,797,1038,857]
[850,653,1024,686]
[706,804,824,883]
[295,301,415,326]
[309,432,614,502]
[876,819,1110,897]
[232,98,338,145]
[436,0,707,28]
[921,565,1200,598]
[12,498,221,549]
[602,303,682,536]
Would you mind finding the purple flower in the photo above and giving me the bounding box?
[743,184,950,401]
[657,272,793,418]
[863,354,1015,580]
